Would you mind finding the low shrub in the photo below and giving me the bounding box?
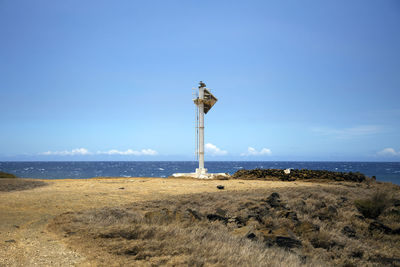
[354,191,390,219]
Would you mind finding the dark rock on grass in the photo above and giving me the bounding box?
[246,232,256,240]
[215,208,227,217]
[275,236,302,249]
[5,239,16,243]
[310,236,337,250]
[342,226,356,238]
[393,199,400,207]
[368,221,395,235]
[262,228,302,249]
[266,192,283,208]
[206,214,228,224]
[350,251,363,258]
[124,247,139,256]
[216,185,224,190]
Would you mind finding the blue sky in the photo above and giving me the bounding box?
[1,0,399,161]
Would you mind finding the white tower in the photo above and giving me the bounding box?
[194,81,217,177]
[172,81,228,179]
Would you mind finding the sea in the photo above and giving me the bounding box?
[1,161,400,185]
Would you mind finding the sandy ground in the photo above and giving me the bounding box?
[0,178,318,266]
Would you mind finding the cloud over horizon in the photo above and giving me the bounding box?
[97,148,158,156]
[40,148,91,156]
[378,147,399,156]
[241,147,272,156]
[205,143,228,156]
[40,148,158,156]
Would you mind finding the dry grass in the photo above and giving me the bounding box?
[0,178,47,192]
[48,180,400,266]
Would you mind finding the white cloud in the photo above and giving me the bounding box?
[378,148,399,156]
[40,148,158,156]
[40,148,91,156]
[205,143,228,156]
[241,147,272,156]
[311,125,381,139]
[97,148,158,156]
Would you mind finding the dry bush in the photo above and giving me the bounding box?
[354,191,391,219]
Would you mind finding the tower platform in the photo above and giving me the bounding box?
[172,168,230,179]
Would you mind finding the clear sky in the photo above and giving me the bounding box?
[1,0,399,161]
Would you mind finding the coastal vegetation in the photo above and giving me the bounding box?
[48,177,400,266]
[0,177,47,192]
[0,171,17,178]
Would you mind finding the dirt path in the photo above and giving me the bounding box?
[0,178,317,266]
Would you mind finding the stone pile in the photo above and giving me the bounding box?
[232,168,367,182]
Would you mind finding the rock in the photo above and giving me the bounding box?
[328,206,338,214]
[232,168,366,182]
[206,214,228,224]
[215,208,227,217]
[342,226,356,238]
[5,239,16,243]
[275,236,302,249]
[266,192,283,208]
[369,221,393,234]
[216,185,224,190]
[262,227,302,249]
[315,202,327,209]
[350,251,363,258]
[118,187,125,190]
[393,199,400,207]
[227,216,246,227]
[246,232,256,240]
[310,235,337,250]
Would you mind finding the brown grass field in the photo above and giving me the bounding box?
[0,177,399,266]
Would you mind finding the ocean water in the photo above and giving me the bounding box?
[0,161,399,185]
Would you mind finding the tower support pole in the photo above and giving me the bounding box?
[198,86,205,171]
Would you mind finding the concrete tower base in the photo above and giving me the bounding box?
[172,169,229,179]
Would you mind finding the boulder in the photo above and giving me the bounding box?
[261,227,302,249]
[342,226,356,238]
[369,221,394,234]
[206,214,228,224]
[266,192,283,208]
